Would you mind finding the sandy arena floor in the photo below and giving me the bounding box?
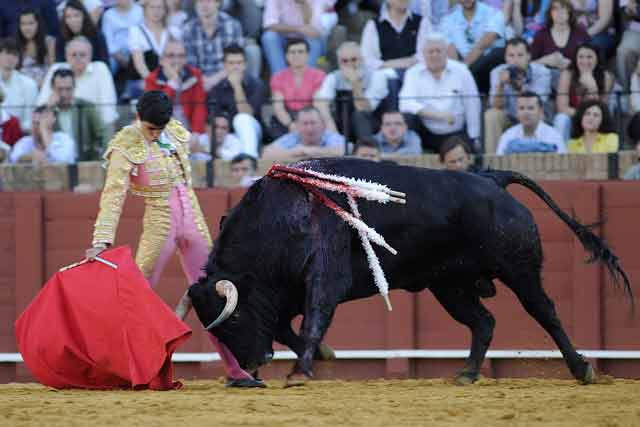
[1,378,639,426]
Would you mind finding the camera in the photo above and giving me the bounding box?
[508,65,526,89]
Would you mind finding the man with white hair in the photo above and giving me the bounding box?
[313,41,389,142]
[399,32,481,153]
[36,36,118,129]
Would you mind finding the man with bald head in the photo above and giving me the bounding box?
[399,33,481,153]
[36,36,118,129]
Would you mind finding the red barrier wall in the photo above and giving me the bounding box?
[0,182,638,383]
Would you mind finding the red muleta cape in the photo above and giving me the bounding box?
[15,246,192,390]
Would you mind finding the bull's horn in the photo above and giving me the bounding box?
[175,290,193,321]
[205,280,238,330]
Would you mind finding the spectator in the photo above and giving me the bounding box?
[125,0,180,100]
[440,0,506,94]
[373,110,422,155]
[439,136,475,171]
[503,0,551,43]
[56,0,104,26]
[360,0,431,77]
[567,99,618,153]
[570,0,614,57]
[167,0,189,36]
[37,36,119,127]
[353,136,382,161]
[631,67,640,113]
[262,106,345,159]
[55,0,109,64]
[485,37,552,154]
[554,41,614,142]
[221,0,263,39]
[399,33,481,153]
[616,0,640,96]
[261,0,335,74]
[192,112,246,161]
[145,38,208,137]
[313,41,389,142]
[413,0,451,28]
[0,87,24,152]
[229,153,259,187]
[46,68,106,160]
[101,0,144,76]
[0,1,60,38]
[530,0,589,83]
[623,113,640,179]
[269,38,326,139]
[207,44,263,159]
[16,9,56,87]
[9,105,76,164]
[184,0,261,92]
[497,91,565,154]
[0,38,39,133]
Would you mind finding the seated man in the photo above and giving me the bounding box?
[353,137,382,161]
[262,106,345,159]
[46,68,106,161]
[37,36,118,130]
[9,105,76,164]
[439,136,476,171]
[373,110,422,155]
[192,113,246,161]
[0,38,39,133]
[440,0,506,94]
[261,0,335,73]
[229,153,260,187]
[207,44,264,159]
[496,91,566,155]
[485,37,552,154]
[360,0,430,78]
[313,41,389,142]
[399,33,481,153]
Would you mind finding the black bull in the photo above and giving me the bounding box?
[184,158,633,385]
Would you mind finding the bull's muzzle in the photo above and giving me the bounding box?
[205,280,238,330]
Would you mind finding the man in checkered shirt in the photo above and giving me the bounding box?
[184,0,261,92]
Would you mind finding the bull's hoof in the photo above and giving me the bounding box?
[225,377,267,388]
[284,373,310,388]
[453,371,479,386]
[316,342,336,361]
[579,363,595,385]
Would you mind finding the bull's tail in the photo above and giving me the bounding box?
[483,169,634,307]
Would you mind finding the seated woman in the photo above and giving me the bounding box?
[503,0,552,43]
[269,38,326,140]
[16,9,56,87]
[531,0,589,77]
[567,99,618,153]
[569,0,614,57]
[54,0,109,64]
[553,41,614,141]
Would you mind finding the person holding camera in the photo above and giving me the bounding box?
[484,37,551,154]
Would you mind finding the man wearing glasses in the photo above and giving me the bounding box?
[313,41,389,143]
[439,0,506,94]
[86,90,265,388]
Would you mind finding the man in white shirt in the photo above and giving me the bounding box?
[101,0,144,74]
[9,105,76,164]
[0,38,38,133]
[399,32,481,153]
[496,91,566,155]
[36,37,118,129]
[314,41,389,143]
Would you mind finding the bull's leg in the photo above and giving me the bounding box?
[504,273,594,383]
[431,285,495,385]
[275,317,336,361]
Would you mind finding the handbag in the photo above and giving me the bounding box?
[123,25,160,80]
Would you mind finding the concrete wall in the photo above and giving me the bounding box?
[1,182,639,383]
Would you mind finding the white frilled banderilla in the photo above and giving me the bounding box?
[266,164,406,311]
